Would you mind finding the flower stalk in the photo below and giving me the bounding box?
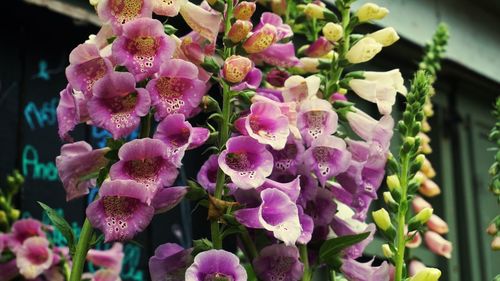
[69,219,93,281]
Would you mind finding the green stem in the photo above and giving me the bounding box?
[139,112,152,139]
[330,269,336,281]
[239,227,258,261]
[223,0,234,58]
[394,154,409,281]
[69,219,93,281]
[299,244,312,281]
[326,5,351,100]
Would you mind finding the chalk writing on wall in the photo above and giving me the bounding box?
[22,144,58,181]
[24,97,58,130]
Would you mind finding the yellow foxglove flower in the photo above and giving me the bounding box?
[410,268,441,281]
[323,22,343,42]
[356,3,389,22]
[367,27,400,47]
[346,37,382,64]
[372,208,392,231]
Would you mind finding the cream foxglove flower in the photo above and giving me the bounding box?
[367,27,400,47]
[346,37,383,64]
[355,3,389,22]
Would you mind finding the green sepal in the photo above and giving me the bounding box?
[38,202,76,256]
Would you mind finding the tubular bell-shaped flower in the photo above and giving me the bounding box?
[269,136,305,177]
[297,98,338,147]
[197,155,219,194]
[109,138,179,202]
[97,0,153,33]
[112,18,176,81]
[86,180,155,242]
[245,101,290,150]
[179,2,222,42]
[88,71,150,139]
[218,136,273,189]
[303,136,351,187]
[57,84,88,141]
[253,244,304,281]
[243,24,277,54]
[16,237,54,280]
[254,12,293,41]
[235,188,302,245]
[149,243,193,281]
[341,258,390,281]
[87,243,124,273]
[147,59,206,120]
[153,114,209,167]
[282,75,321,105]
[251,42,299,68]
[65,43,113,98]
[8,219,46,250]
[185,249,247,281]
[56,141,110,201]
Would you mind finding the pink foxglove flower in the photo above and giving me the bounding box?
[151,185,188,214]
[266,69,290,87]
[57,84,89,141]
[56,141,110,201]
[185,249,247,281]
[146,59,206,120]
[297,98,338,147]
[86,243,124,273]
[112,18,175,81]
[65,43,113,97]
[251,42,299,68]
[233,1,256,21]
[427,214,449,234]
[282,75,321,105]
[179,2,222,42]
[223,55,253,84]
[88,71,150,139]
[86,180,155,242]
[305,37,334,57]
[149,243,193,281]
[231,67,262,91]
[254,12,293,41]
[197,155,219,194]
[109,138,179,203]
[227,20,253,44]
[341,258,390,281]
[218,136,273,189]
[424,231,453,259]
[153,114,209,167]
[269,135,305,177]
[303,135,351,187]
[16,236,53,279]
[245,101,290,150]
[0,259,19,281]
[8,219,46,250]
[97,0,153,34]
[253,244,304,281]
[243,24,277,54]
[235,188,302,245]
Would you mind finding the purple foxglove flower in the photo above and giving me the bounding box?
[97,0,153,34]
[243,24,277,54]
[185,249,247,281]
[153,114,209,167]
[87,243,124,273]
[346,109,394,147]
[235,188,302,245]
[283,75,321,105]
[8,219,46,250]
[341,258,390,281]
[112,18,175,81]
[0,259,19,281]
[251,95,300,139]
[57,84,88,141]
[297,98,338,147]
[146,59,207,120]
[253,244,304,281]
[251,42,299,68]
[149,243,193,281]
[88,71,151,139]
[297,206,314,244]
[84,269,121,281]
[179,1,222,42]
[65,43,113,97]
[269,135,305,177]
[245,101,290,150]
[16,236,53,279]
[231,67,262,91]
[56,141,110,201]
[218,136,273,189]
[255,12,293,41]
[305,37,334,57]
[256,88,284,102]
[330,92,348,102]
[151,186,188,213]
[86,180,155,242]
[197,155,218,194]
[303,135,351,187]
[109,138,179,203]
[304,188,336,226]
[330,201,376,259]
[266,69,290,87]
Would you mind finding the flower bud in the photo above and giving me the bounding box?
[271,0,287,16]
[323,22,343,42]
[304,3,326,19]
[419,178,441,197]
[486,223,498,236]
[414,207,433,224]
[421,158,436,179]
[410,268,441,281]
[367,27,400,47]
[412,196,432,213]
[427,214,449,234]
[386,174,401,193]
[383,191,397,206]
[227,20,253,43]
[266,69,290,87]
[346,37,382,64]
[409,260,427,277]
[424,231,452,259]
[234,1,256,20]
[418,132,432,154]
[243,24,277,54]
[355,3,389,22]
[491,236,500,251]
[382,244,393,258]
[9,209,20,221]
[297,57,321,73]
[406,228,422,248]
[223,55,253,83]
[372,208,392,231]
[305,37,334,57]
[89,0,99,6]
[0,210,7,224]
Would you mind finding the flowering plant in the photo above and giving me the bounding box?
[25,0,450,280]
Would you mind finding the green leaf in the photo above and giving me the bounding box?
[319,232,370,268]
[163,24,178,35]
[192,238,213,256]
[38,202,76,254]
